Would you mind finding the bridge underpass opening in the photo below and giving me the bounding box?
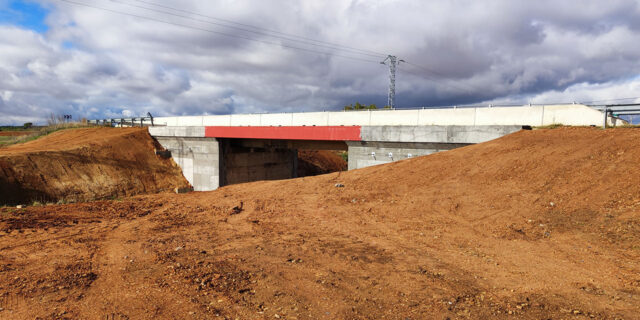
[150,123,532,191]
[218,138,348,187]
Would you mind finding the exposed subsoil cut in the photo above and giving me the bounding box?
[1,127,639,319]
[297,150,347,177]
[0,127,190,205]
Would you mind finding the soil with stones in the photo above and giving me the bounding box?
[0,127,639,319]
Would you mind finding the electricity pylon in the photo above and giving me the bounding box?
[380,55,404,109]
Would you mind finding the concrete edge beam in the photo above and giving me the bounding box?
[360,125,524,144]
[148,126,205,137]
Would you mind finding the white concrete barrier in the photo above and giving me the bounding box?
[151,104,613,128]
[370,110,419,125]
[202,115,232,126]
[327,111,371,126]
[292,112,329,126]
[230,114,261,126]
[474,106,544,126]
[542,105,602,126]
[176,116,204,126]
[154,117,178,126]
[418,108,476,125]
[260,113,293,126]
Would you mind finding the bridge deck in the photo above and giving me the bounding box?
[204,126,362,141]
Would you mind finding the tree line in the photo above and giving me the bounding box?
[343,102,392,110]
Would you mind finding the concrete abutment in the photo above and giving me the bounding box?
[346,141,470,170]
[150,125,526,191]
[154,137,220,191]
[154,136,300,191]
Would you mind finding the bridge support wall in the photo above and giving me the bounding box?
[153,135,299,191]
[346,141,470,170]
[154,137,220,191]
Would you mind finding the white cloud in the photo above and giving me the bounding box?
[0,0,639,124]
[0,91,12,101]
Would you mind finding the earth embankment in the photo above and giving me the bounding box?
[0,127,639,319]
[0,127,190,204]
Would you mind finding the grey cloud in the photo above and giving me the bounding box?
[0,0,639,125]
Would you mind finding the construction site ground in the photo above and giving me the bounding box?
[0,127,190,205]
[0,127,639,319]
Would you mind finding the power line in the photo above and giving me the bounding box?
[402,60,485,93]
[398,63,481,95]
[55,0,381,64]
[108,0,386,59]
[54,0,508,102]
[124,0,388,58]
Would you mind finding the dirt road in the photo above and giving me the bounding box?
[0,127,639,319]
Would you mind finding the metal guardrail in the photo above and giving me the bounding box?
[592,104,640,128]
[88,113,158,127]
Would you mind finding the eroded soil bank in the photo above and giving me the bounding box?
[297,150,347,177]
[0,127,190,205]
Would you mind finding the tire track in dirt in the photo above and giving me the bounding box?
[82,216,192,319]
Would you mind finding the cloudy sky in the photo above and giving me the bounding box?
[0,0,639,125]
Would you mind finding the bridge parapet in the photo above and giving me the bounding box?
[152,104,613,127]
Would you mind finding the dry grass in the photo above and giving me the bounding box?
[0,122,99,148]
[533,123,565,129]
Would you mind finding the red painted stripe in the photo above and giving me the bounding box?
[205,126,361,141]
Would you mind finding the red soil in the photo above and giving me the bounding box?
[0,127,190,204]
[0,127,639,319]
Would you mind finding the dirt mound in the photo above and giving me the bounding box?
[0,127,189,205]
[1,127,639,319]
[297,150,347,176]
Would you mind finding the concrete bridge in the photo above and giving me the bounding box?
[148,104,614,191]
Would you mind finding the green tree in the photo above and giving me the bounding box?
[344,103,381,111]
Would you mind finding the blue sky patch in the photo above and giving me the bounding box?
[0,0,49,33]
[62,40,74,49]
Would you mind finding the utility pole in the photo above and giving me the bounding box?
[380,55,404,109]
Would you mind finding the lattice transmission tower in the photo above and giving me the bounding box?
[380,55,404,109]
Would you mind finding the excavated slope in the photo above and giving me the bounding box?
[297,150,347,176]
[0,127,190,204]
[0,127,639,319]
